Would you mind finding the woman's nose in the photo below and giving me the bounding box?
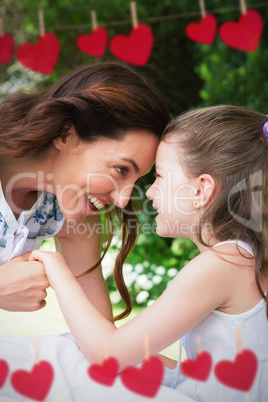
[110,184,134,209]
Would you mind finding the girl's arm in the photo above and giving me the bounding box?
[30,248,234,371]
[55,214,112,320]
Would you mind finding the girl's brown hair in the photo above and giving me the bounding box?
[163,105,268,316]
[0,62,170,321]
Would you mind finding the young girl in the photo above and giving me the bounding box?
[26,106,268,400]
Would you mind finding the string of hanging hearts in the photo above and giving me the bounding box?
[0,0,265,75]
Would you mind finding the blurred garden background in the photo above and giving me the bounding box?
[0,0,268,355]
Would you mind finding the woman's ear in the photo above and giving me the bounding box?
[194,174,216,208]
[53,126,78,151]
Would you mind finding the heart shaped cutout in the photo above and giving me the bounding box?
[121,356,164,398]
[186,14,217,45]
[214,349,258,391]
[110,23,153,66]
[16,32,60,74]
[181,351,212,381]
[0,34,14,64]
[88,357,119,386]
[11,360,54,401]
[77,27,108,57]
[219,10,263,52]
[0,359,9,388]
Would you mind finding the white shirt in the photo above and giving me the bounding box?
[163,240,268,401]
[0,181,65,264]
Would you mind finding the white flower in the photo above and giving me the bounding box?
[136,291,149,304]
[124,271,138,287]
[167,268,178,277]
[152,275,162,285]
[147,300,155,307]
[123,263,133,274]
[143,261,150,268]
[102,251,116,278]
[155,266,165,275]
[136,275,153,290]
[135,263,144,273]
[110,291,121,304]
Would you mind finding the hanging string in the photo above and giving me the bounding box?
[240,0,247,14]
[91,10,97,30]
[4,2,266,32]
[0,18,3,37]
[199,0,206,18]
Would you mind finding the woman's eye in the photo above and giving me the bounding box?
[115,166,128,176]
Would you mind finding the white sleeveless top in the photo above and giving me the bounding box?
[0,181,65,264]
[163,240,268,401]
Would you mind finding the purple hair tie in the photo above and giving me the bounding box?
[263,121,268,138]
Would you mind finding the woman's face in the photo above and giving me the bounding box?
[51,129,159,222]
[146,140,197,238]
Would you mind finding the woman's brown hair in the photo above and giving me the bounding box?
[0,62,170,321]
[163,105,268,317]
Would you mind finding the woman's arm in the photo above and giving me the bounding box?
[0,253,49,311]
[30,248,233,371]
[55,214,112,320]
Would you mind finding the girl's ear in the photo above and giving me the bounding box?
[194,174,216,208]
[53,125,78,151]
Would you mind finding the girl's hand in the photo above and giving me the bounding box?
[29,250,75,289]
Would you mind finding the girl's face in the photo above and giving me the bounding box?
[51,130,159,222]
[146,140,198,238]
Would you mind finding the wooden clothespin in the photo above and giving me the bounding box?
[239,0,247,15]
[0,18,4,37]
[38,8,45,37]
[130,2,138,29]
[91,10,97,30]
[199,0,206,18]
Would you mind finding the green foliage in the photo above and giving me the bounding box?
[0,0,202,113]
[106,231,198,308]
[3,0,268,308]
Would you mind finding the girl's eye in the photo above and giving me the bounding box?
[115,166,129,176]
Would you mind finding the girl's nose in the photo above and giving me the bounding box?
[146,183,154,200]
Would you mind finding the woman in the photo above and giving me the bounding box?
[0,62,170,320]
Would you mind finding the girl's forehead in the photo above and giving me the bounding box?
[157,140,176,157]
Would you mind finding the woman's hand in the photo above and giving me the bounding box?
[29,250,75,289]
[0,253,50,312]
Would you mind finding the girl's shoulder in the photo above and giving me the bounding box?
[183,241,254,275]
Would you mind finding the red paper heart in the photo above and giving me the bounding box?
[76,27,108,58]
[16,32,60,74]
[219,10,263,52]
[186,14,217,45]
[110,23,153,66]
[214,349,258,391]
[0,359,9,388]
[11,361,54,401]
[121,356,164,398]
[88,357,119,386]
[0,34,14,64]
[180,351,212,381]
